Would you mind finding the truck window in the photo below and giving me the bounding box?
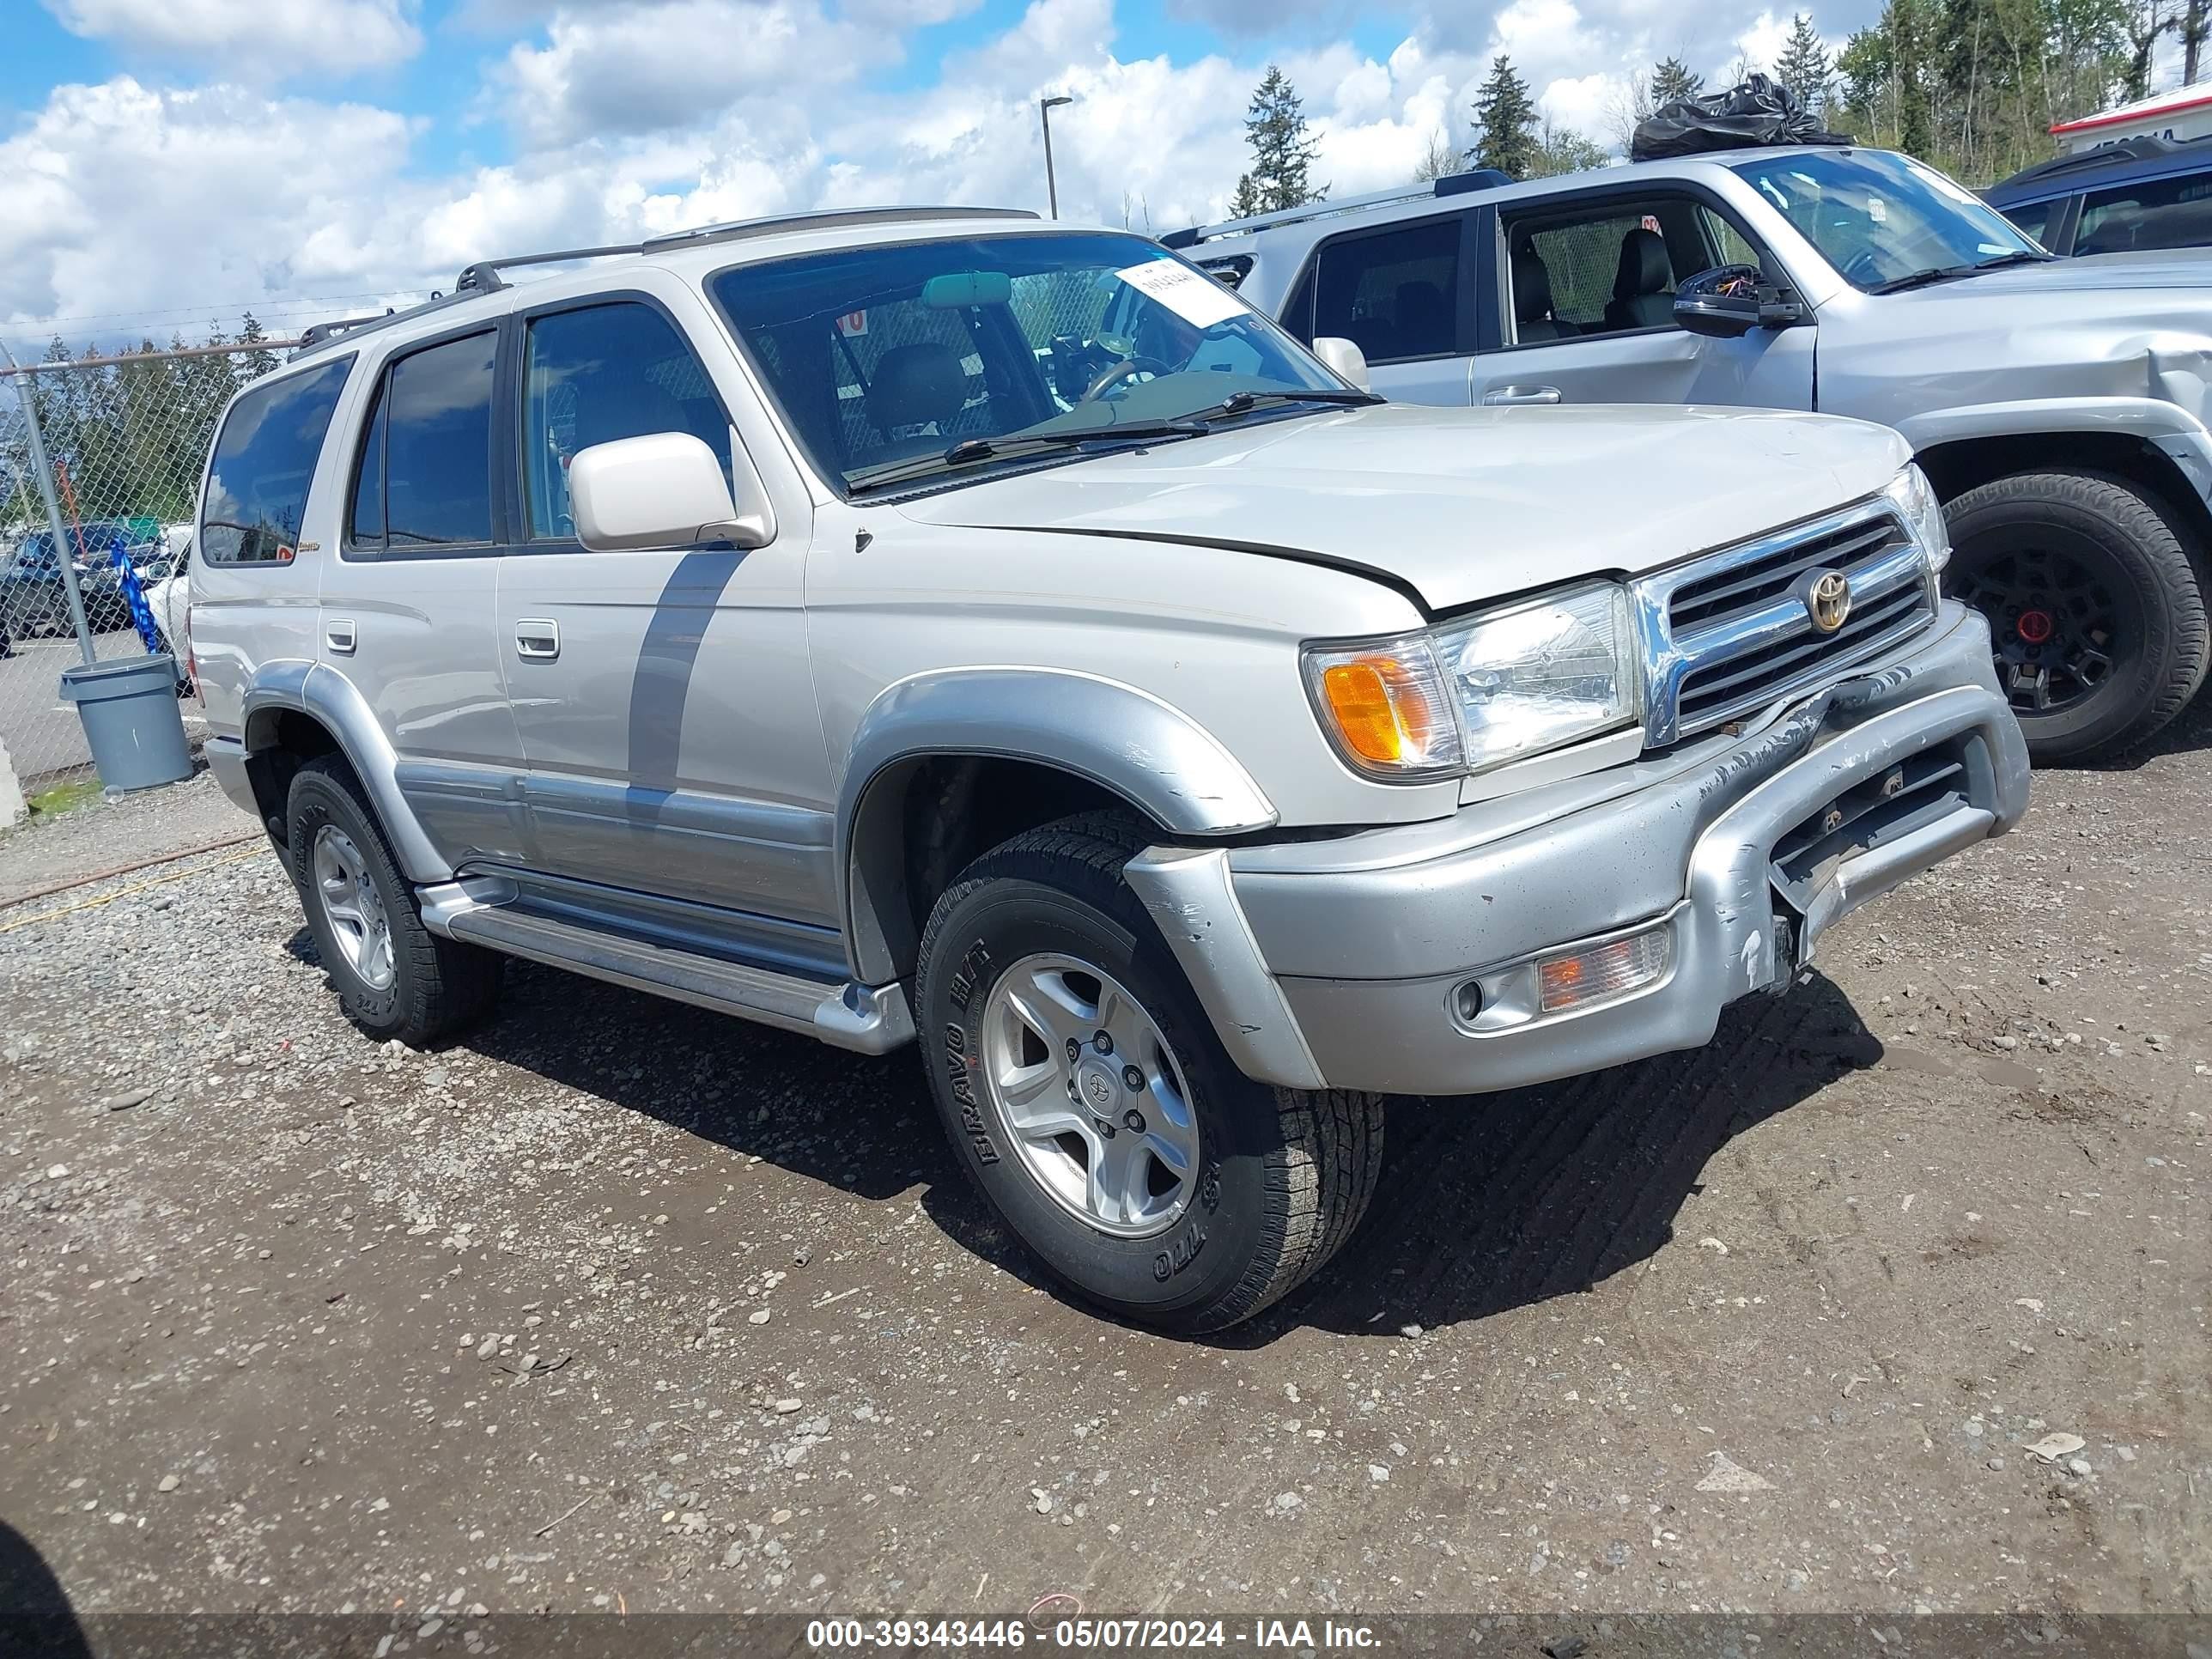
[1311,217,1460,362]
[2075,172,2212,256]
[200,357,353,566]
[371,331,496,550]
[1999,198,2060,250]
[521,302,733,541]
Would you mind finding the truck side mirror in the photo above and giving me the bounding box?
[569,431,775,552]
[1310,336,1371,391]
[1674,264,1805,339]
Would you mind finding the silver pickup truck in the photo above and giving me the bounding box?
[1181,144,2212,764]
[191,206,2027,1331]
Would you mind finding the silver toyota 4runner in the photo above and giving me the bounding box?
[1186,144,2212,763]
[191,205,2028,1332]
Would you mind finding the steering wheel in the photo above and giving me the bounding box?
[1841,249,1887,286]
[1079,356,1170,404]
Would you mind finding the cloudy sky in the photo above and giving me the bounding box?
[2,0,1863,348]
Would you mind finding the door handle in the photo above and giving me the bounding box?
[515,619,560,660]
[1481,385,1562,406]
[325,618,356,654]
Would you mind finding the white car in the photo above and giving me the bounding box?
[193,205,2027,1331]
[145,522,193,671]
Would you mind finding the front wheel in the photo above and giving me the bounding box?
[916,813,1382,1334]
[1945,471,2209,763]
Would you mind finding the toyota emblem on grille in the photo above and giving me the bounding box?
[1804,570,1852,634]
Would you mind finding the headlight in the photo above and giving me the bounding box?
[1884,463,1950,573]
[1304,580,1640,779]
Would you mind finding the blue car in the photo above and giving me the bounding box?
[1985,134,2212,256]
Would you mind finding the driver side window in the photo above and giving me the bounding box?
[522,302,732,542]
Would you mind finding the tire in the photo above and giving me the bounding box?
[915,811,1382,1334]
[1945,471,2209,763]
[285,755,501,1044]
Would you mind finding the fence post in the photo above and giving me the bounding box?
[0,340,97,666]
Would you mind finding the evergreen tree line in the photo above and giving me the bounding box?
[1231,4,2169,215]
[3,317,279,533]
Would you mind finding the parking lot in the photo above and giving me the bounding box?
[2,710,2206,1625]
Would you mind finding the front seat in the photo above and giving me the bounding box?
[1511,246,1566,342]
[863,343,971,461]
[1605,227,1676,331]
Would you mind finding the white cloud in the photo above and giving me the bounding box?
[42,0,422,73]
[492,0,885,148]
[5,0,1898,341]
[0,78,424,333]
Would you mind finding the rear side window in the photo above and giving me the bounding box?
[2075,172,2212,256]
[200,357,352,565]
[348,331,496,553]
[1311,218,1461,362]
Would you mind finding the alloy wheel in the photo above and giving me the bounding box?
[979,953,1200,1239]
[311,824,396,991]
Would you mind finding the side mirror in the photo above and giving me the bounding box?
[569,432,774,553]
[1674,264,1805,339]
[1310,336,1371,392]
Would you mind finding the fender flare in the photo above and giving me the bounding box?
[240,659,452,884]
[1900,394,2211,458]
[835,666,1278,982]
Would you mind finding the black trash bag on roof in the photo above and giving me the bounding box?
[1630,72,1852,162]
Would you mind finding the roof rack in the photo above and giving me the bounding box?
[1992,132,2212,193]
[452,205,1042,295]
[1159,168,1510,249]
[290,204,1043,363]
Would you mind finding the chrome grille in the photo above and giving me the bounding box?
[1633,498,1936,746]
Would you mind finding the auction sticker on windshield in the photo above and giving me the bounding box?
[1115,260,1246,329]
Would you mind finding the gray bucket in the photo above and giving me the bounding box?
[59,653,194,793]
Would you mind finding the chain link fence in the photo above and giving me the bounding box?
[2,338,292,794]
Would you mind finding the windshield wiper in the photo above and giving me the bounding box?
[848,420,1210,493]
[1870,249,2055,294]
[1967,249,2055,272]
[1186,386,1384,422]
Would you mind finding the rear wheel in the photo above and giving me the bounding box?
[916,812,1382,1334]
[1945,471,2209,763]
[286,755,502,1043]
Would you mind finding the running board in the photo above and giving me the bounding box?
[416,878,914,1054]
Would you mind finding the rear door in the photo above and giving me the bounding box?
[1282,211,1478,404]
[319,320,530,869]
[1471,185,1816,412]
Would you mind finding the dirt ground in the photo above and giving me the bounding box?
[2,707,2207,1630]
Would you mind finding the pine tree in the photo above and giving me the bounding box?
[1469,55,1540,180]
[1231,67,1326,216]
[238,313,278,386]
[1650,54,1705,106]
[1777,13,1833,108]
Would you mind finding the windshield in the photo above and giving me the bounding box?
[1730,149,2041,291]
[708,231,1343,494]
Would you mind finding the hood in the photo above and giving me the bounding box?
[1934,249,2212,294]
[896,403,1909,613]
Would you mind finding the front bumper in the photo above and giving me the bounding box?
[1126,604,2027,1097]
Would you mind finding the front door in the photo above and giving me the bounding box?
[1472,190,1816,412]
[493,289,837,969]
[318,322,530,870]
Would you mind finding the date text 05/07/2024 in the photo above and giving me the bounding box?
[804,1618,1382,1650]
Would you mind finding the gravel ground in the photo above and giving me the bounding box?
[2,710,2207,1625]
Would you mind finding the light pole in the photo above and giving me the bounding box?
[1039,94,1074,219]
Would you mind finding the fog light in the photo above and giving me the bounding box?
[1535,924,1671,1014]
